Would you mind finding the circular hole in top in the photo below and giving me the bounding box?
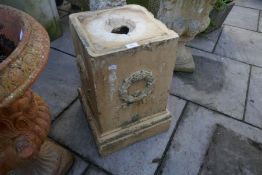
[111,26,130,35]
[106,18,135,35]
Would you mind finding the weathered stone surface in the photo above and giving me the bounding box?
[171,49,250,119]
[67,156,89,175]
[50,96,186,175]
[224,6,259,31]
[158,0,215,39]
[51,17,75,56]
[259,14,262,33]
[70,5,179,155]
[215,25,262,67]
[157,0,215,72]
[175,42,195,72]
[200,125,262,175]
[89,0,126,10]
[160,103,262,175]
[236,0,262,10]
[9,140,74,175]
[33,49,81,120]
[85,166,108,175]
[245,66,262,128]
[188,28,222,53]
[69,0,127,12]
[0,0,62,40]
[127,0,160,17]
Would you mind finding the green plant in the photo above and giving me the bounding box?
[214,0,233,10]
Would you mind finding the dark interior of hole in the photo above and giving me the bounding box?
[0,9,22,64]
[0,34,16,63]
[111,26,130,34]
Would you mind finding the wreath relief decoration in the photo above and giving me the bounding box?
[119,70,155,104]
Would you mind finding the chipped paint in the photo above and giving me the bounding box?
[108,64,118,101]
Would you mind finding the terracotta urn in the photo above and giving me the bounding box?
[0,5,72,175]
[157,0,216,72]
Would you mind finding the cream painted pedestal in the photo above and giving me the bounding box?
[70,5,178,156]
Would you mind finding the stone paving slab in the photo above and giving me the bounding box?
[224,5,259,31]
[200,125,262,175]
[171,49,249,119]
[85,166,109,175]
[33,49,80,120]
[50,96,186,175]
[236,0,262,10]
[160,103,262,175]
[245,66,262,128]
[67,156,89,175]
[215,25,262,67]
[51,16,75,56]
[187,28,222,53]
[259,13,262,33]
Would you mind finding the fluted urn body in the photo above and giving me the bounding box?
[0,5,72,175]
[157,0,215,72]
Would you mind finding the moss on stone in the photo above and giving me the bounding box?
[44,20,63,41]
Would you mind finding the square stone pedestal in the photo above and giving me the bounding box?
[69,5,179,156]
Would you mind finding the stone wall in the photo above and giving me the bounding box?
[126,0,160,17]
[70,0,126,11]
[89,0,126,10]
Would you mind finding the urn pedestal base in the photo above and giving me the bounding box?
[175,42,195,72]
[70,5,178,156]
[79,89,171,156]
[156,0,216,73]
[0,90,74,175]
[9,140,74,175]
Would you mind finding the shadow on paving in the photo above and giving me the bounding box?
[175,56,225,94]
[200,125,262,175]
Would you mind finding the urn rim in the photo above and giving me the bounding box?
[0,5,50,107]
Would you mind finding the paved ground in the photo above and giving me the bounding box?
[32,0,262,174]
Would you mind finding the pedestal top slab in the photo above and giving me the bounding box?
[69,5,178,57]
